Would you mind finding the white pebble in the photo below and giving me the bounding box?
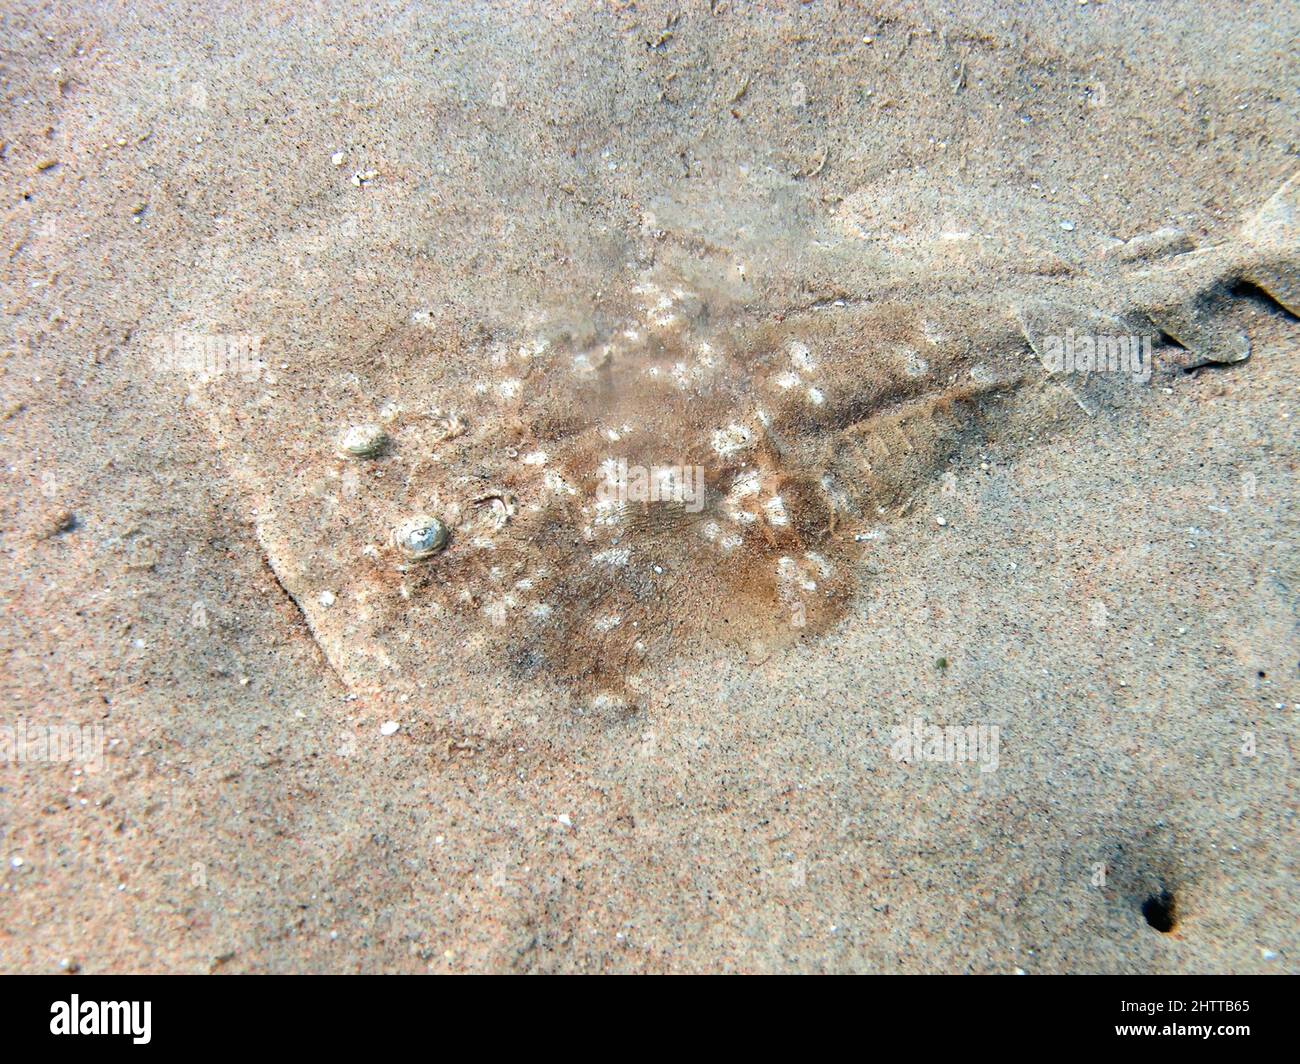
[380,720,400,736]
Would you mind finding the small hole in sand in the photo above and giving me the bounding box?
[1142,890,1177,933]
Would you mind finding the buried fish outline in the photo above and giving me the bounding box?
[160,173,1299,710]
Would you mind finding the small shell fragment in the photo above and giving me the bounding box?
[474,492,517,532]
[394,515,449,559]
[431,410,467,442]
[336,423,388,459]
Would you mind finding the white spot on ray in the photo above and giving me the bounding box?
[789,341,816,371]
[712,424,754,457]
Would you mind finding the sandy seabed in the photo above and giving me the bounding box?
[0,0,1296,973]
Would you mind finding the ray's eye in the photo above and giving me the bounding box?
[393,516,449,560]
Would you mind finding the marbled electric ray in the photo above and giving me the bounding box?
[160,173,1298,709]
